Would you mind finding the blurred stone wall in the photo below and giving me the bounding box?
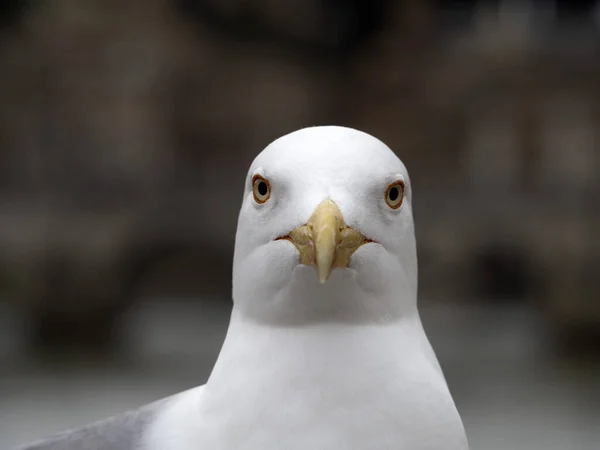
[0,0,598,347]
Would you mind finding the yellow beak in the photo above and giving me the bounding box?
[279,199,372,283]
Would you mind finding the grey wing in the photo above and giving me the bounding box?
[14,397,171,450]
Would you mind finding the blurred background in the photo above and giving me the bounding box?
[0,0,599,449]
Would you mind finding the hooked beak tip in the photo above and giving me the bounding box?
[318,270,330,284]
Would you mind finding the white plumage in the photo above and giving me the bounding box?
[143,126,469,450]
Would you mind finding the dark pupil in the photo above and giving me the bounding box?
[388,187,399,201]
[257,181,268,196]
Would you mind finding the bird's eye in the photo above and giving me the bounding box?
[385,180,404,209]
[252,175,271,204]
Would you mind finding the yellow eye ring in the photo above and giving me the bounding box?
[252,175,271,204]
[385,180,404,209]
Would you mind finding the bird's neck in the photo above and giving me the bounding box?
[167,309,466,450]
[205,309,442,395]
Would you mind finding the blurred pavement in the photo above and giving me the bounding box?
[1,297,599,450]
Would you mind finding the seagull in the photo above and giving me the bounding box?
[16,126,469,450]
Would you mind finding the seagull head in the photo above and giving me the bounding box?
[232,126,418,325]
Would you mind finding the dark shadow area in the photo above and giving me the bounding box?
[0,0,33,31]
[174,0,390,60]
[472,244,536,301]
